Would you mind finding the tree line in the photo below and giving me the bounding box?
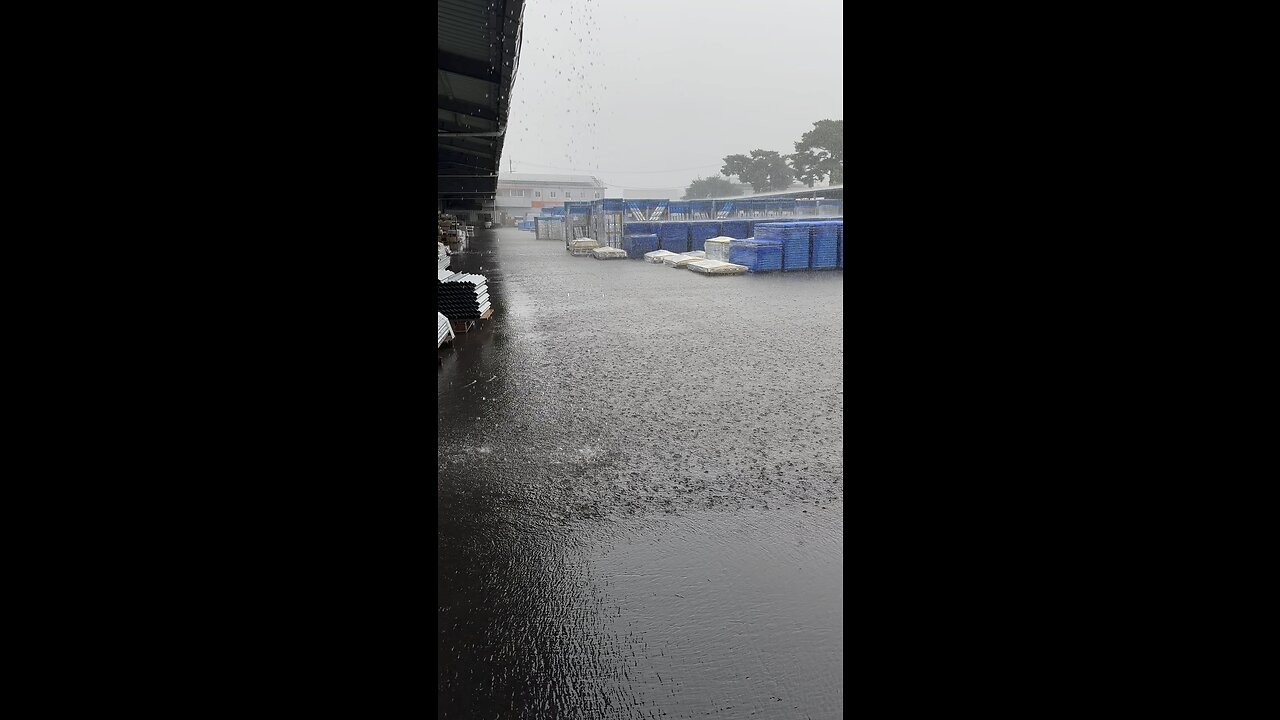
[684,120,843,199]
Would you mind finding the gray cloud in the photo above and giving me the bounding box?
[503,0,844,197]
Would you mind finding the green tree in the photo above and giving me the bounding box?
[721,150,794,193]
[683,176,742,199]
[789,119,843,187]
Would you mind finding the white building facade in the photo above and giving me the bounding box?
[494,173,607,224]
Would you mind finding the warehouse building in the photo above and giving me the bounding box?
[494,173,607,225]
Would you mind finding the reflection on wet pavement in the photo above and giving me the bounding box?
[440,228,843,718]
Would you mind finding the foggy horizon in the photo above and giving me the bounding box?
[502,0,844,198]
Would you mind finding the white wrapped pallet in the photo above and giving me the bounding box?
[591,246,627,260]
[644,250,678,264]
[662,253,703,268]
[687,259,748,275]
[704,236,733,262]
[569,237,600,257]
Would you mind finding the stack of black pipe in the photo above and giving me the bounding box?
[438,269,490,320]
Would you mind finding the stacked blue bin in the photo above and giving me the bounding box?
[659,222,690,253]
[625,222,657,236]
[728,239,783,272]
[688,221,721,253]
[720,220,749,239]
[837,223,843,269]
[810,221,840,270]
[622,233,660,259]
[757,222,811,271]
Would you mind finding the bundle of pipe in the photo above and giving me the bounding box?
[438,270,490,319]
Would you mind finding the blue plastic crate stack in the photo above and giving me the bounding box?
[838,224,844,269]
[621,233,659,258]
[659,222,690,253]
[727,239,783,272]
[756,222,812,271]
[625,199,667,223]
[688,221,722,252]
[810,221,840,270]
[625,221,658,236]
[720,219,749,239]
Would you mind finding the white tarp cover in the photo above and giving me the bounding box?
[704,237,733,262]
[687,259,748,275]
[644,250,678,264]
[592,247,627,259]
[663,253,703,267]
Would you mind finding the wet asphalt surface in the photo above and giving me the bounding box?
[439,228,843,719]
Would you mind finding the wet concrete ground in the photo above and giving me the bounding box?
[439,228,843,718]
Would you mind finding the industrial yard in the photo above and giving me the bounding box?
[438,228,843,717]
[439,0,842,715]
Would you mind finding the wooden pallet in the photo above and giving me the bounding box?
[450,308,492,333]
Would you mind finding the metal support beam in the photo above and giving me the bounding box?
[438,95,498,122]
[439,176,500,194]
[438,51,497,83]
[437,130,505,137]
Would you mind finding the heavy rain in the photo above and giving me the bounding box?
[439,0,843,716]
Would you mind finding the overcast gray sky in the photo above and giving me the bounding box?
[503,0,844,197]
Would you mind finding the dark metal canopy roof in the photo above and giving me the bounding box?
[438,0,525,202]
